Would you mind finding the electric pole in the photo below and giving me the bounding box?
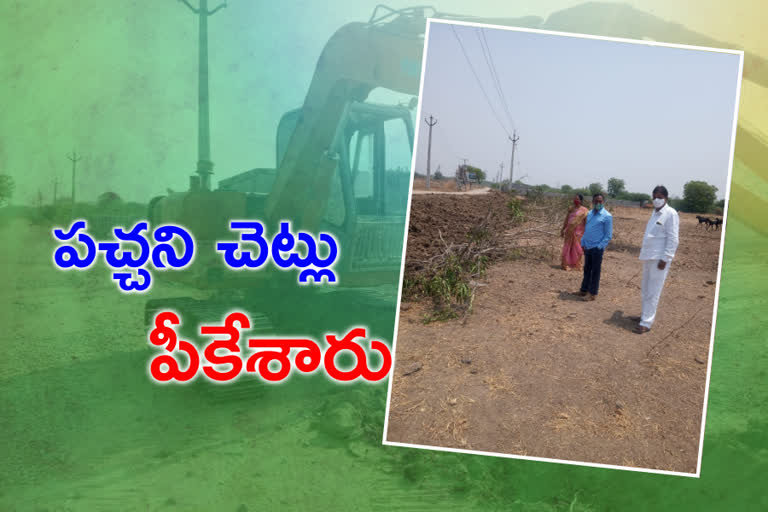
[509,130,519,183]
[178,0,227,192]
[53,176,61,205]
[67,150,81,215]
[424,115,437,190]
[498,161,504,184]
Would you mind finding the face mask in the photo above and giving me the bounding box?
[573,199,580,206]
[653,198,666,208]
[594,203,603,211]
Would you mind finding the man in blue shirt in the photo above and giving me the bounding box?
[578,193,613,301]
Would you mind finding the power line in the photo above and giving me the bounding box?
[478,28,516,134]
[450,24,512,139]
[475,28,511,134]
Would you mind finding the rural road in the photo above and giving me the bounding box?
[412,187,492,195]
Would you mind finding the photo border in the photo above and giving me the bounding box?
[382,17,745,479]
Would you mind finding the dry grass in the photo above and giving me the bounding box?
[388,204,720,473]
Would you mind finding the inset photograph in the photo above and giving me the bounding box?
[384,20,743,476]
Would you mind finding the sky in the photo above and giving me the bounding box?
[1,0,764,205]
[414,22,743,199]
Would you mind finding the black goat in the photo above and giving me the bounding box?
[695,215,710,228]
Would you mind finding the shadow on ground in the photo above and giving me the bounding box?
[557,291,585,301]
[603,310,641,332]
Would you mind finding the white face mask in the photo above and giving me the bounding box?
[653,198,666,208]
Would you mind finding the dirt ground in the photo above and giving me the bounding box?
[0,218,460,510]
[412,177,489,194]
[386,195,722,474]
[412,187,492,196]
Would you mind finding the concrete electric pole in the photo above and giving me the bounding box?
[509,130,519,183]
[67,150,81,216]
[178,0,227,191]
[424,115,438,190]
[53,176,61,205]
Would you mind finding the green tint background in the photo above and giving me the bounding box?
[1,1,767,510]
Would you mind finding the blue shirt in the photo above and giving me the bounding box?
[581,208,613,250]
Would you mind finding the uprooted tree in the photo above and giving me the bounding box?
[404,193,565,322]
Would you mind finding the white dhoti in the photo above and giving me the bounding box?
[640,260,670,329]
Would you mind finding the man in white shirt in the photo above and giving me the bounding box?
[634,185,680,334]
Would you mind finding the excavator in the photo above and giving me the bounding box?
[146,4,768,336]
[144,6,547,335]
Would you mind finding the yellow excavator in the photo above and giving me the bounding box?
[145,4,768,334]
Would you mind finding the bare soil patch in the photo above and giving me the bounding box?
[388,199,721,474]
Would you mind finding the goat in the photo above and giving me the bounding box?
[695,215,710,228]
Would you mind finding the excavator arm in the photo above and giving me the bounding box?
[264,9,425,230]
[264,6,547,230]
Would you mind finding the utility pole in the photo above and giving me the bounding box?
[67,150,81,215]
[497,161,504,184]
[424,115,437,190]
[53,176,61,205]
[178,0,227,192]
[509,130,519,183]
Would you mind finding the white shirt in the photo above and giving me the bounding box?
[639,203,679,262]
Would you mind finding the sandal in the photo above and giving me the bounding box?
[634,326,650,334]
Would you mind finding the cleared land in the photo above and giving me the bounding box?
[386,192,721,474]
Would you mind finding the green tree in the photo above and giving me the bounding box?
[467,166,485,185]
[683,181,718,213]
[574,187,590,197]
[560,184,573,195]
[588,182,604,197]
[0,175,14,206]
[621,192,652,202]
[434,170,443,181]
[607,177,626,198]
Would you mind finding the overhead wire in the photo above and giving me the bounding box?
[478,28,516,134]
[450,24,512,139]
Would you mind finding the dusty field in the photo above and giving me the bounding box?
[386,196,722,474]
[412,177,489,194]
[412,187,492,196]
[0,218,436,510]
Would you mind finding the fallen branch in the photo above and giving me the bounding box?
[623,268,642,288]
[646,306,705,357]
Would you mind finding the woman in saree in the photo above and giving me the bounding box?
[560,194,589,270]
